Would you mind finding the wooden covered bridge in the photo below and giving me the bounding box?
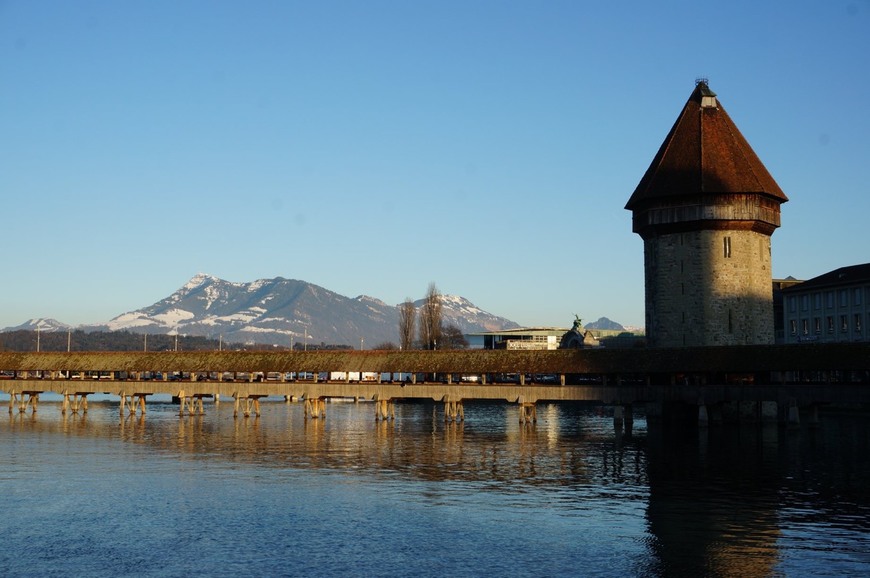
[2,345,869,424]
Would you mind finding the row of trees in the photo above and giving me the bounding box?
[0,330,355,353]
[398,283,468,351]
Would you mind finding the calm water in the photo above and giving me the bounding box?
[2,396,870,577]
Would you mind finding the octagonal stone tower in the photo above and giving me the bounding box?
[626,80,788,347]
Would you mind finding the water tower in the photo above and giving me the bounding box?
[625,80,788,347]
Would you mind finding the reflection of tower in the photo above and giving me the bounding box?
[626,80,788,347]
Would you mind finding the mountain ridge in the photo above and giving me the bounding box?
[4,274,523,347]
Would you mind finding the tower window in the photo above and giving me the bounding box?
[723,237,732,258]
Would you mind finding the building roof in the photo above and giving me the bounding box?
[625,81,788,210]
[466,327,568,337]
[782,264,870,293]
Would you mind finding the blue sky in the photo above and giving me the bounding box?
[2,0,868,332]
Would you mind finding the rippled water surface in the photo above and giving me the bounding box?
[2,397,870,577]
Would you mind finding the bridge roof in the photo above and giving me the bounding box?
[2,344,870,374]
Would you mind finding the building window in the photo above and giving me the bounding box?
[814,318,821,334]
[801,295,809,311]
[841,315,848,332]
[855,289,862,306]
[790,320,797,335]
[802,319,809,335]
[827,292,835,308]
[723,236,731,258]
[828,316,835,333]
[840,290,849,307]
[814,293,822,310]
[855,314,862,333]
[788,297,797,313]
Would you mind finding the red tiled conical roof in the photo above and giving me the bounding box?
[625,81,788,210]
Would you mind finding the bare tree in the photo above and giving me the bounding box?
[398,298,416,351]
[418,282,443,350]
[440,323,469,350]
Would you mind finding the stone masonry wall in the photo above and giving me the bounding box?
[645,229,774,347]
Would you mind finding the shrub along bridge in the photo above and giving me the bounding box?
[2,345,870,425]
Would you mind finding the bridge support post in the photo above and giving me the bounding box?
[119,393,147,416]
[787,398,800,428]
[8,391,40,414]
[624,404,634,434]
[304,397,325,419]
[443,397,464,422]
[375,398,394,421]
[613,405,624,430]
[61,392,89,415]
[177,392,205,416]
[233,394,262,418]
[698,404,709,428]
[519,402,537,424]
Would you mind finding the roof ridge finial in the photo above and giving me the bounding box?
[695,77,709,86]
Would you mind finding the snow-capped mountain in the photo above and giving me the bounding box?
[5,318,72,332]
[82,274,520,347]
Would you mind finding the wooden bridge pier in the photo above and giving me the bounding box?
[177,391,207,416]
[613,404,635,432]
[61,391,90,415]
[233,394,264,418]
[374,398,394,421]
[519,402,537,424]
[303,397,325,419]
[443,396,464,422]
[119,393,147,416]
[8,391,39,414]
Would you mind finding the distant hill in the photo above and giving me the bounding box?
[584,317,625,331]
[60,274,522,347]
[5,318,71,332]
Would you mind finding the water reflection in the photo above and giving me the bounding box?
[3,399,870,576]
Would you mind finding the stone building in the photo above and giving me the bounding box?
[625,80,788,347]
